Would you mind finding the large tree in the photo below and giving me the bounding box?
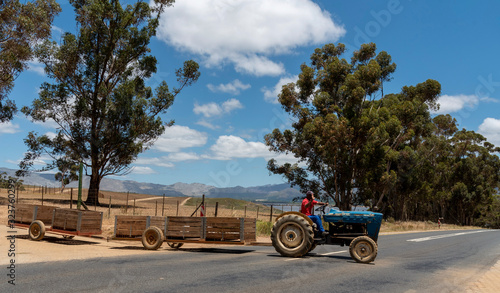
[0,0,60,122]
[18,0,200,205]
[265,43,440,211]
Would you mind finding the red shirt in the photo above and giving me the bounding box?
[301,198,318,216]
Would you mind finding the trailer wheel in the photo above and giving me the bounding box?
[29,220,45,241]
[142,226,164,250]
[271,214,314,257]
[63,235,75,240]
[349,236,378,263]
[167,242,184,249]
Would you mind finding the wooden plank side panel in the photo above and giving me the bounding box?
[114,215,148,237]
[35,205,58,224]
[205,233,241,241]
[166,216,203,238]
[52,209,79,230]
[244,218,256,241]
[149,217,166,230]
[14,204,35,224]
[167,217,203,224]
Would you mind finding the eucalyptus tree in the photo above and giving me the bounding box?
[265,43,440,211]
[19,0,200,205]
[0,0,60,121]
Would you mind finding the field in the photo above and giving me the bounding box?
[0,186,480,238]
[0,186,281,238]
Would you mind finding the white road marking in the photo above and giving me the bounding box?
[320,250,348,256]
[407,230,489,242]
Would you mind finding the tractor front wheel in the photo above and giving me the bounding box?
[271,214,314,257]
[349,236,378,263]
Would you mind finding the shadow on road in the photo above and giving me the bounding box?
[15,234,100,245]
[178,248,255,254]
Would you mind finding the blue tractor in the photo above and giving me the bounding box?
[271,207,383,263]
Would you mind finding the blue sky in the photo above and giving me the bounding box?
[1,0,499,188]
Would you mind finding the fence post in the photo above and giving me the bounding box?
[269,205,273,222]
[176,200,179,216]
[70,188,73,209]
[244,206,247,218]
[215,202,218,217]
[41,187,44,206]
[133,198,136,215]
[162,194,165,216]
[155,201,158,216]
[126,191,129,214]
[108,196,111,218]
[256,206,260,220]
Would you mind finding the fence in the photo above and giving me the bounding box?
[0,186,301,222]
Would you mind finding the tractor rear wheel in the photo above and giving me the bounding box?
[271,214,314,257]
[307,242,318,254]
[29,220,45,241]
[349,236,378,263]
[142,226,164,250]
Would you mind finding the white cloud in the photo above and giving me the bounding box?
[27,60,45,76]
[34,118,59,129]
[433,95,479,114]
[135,157,175,168]
[156,0,345,76]
[207,135,298,165]
[262,75,299,104]
[194,102,221,118]
[194,98,243,118]
[222,99,243,112]
[478,118,500,147]
[166,152,200,162]
[196,120,220,130]
[135,152,201,168]
[207,79,251,95]
[153,125,207,152]
[0,121,21,134]
[131,166,156,175]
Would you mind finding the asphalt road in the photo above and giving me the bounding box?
[3,229,500,293]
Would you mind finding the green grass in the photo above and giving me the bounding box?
[257,220,273,236]
[184,197,276,213]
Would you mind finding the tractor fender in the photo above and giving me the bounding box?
[274,211,314,226]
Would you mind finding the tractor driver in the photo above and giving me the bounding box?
[301,191,329,236]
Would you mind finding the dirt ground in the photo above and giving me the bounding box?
[0,189,498,292]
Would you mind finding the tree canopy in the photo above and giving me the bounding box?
[266,43,500,226]
[18,0,200,205]
[0,0,60,122]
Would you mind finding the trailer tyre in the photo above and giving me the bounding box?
[271,214,314,257]
[29,220,45,241]
[142,226,164,250]
[167,242,184,249]
[349,236,378,263]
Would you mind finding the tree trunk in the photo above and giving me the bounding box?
[86,170,101,206]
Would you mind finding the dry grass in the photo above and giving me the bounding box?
[0,188,281,238]
[380,220,479,233]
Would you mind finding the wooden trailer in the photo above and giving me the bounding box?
[112,215,257,250]
[12,204,103,241]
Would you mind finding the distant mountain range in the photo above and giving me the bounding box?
[0,167,302,202]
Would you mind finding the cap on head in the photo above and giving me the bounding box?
[306,191,313,197]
